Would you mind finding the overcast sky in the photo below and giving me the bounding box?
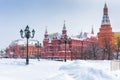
[0,0,120,49]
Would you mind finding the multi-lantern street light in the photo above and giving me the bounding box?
[20,25,35,65]
[64,35,67,62]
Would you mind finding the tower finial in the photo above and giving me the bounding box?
[62,20,67,35]
[45,26,48,34]
[64,20,66,24]
[104,2,107,9]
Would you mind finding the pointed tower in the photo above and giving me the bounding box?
[98,3,114,47]
[62,20,67,35]
[43,26,49,46]
[44,26,48,39]
[61,20,67,38]
[91,26,94,34]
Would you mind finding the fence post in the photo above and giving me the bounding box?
[111,60,120,71]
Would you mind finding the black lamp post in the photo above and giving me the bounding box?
[60,35,71,62]
[35,41,41,61]
[64,35,68,62]
[81,41,84,59]
[68,38,72,60]
[20,25,35,65]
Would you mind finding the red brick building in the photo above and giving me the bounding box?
[42,3,115,60]
[41,21,97,60]
[98,3,114,47]
[6,3,115,60]
[97,3,114,59]
[6,39,41,58]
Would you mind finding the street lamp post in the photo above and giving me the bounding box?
[81,41,84,59]
[35,41,41,61]
[68,38,72,60]
[64,35,68,62]
[20,25,35,65]
[69,47,72,60]
[51,44,54,60]
[60,35,71,62]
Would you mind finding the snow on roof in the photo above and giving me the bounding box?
[70,36,84,40]
[87,33,96,38]
[46,31,97,42]
[71,32,96,40]
[10,39,39,46]
[48,32,61,40]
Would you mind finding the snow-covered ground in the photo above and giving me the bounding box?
[0,59,120,80]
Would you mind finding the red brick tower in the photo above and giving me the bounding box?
[43,27,49,58]
[62,20,67,38]
[98,3,114,47]
[43,26,49,46]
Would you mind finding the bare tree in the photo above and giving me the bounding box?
[76,41,84,59]
[20,46,25,58]
[86,41,100,60]
[102,38,114,60]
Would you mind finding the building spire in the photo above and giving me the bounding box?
[91,25,94,34]
[44,26,49,40]
[63,20,66,30]
[45,26,48,34]
[104,2,107,9]
[102,3,110,25]
[104,3,108,15]
[62,20,67,35]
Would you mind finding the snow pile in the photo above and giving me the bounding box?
[59,60,118,80]
[0,59,120,80]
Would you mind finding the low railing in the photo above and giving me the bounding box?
[111,60,120,71]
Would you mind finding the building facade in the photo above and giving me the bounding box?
[98,3,114,47]
[42,21,97,60]
[114,32,120,48]
[97,3,115,60]
[6,39,41,58]
[6,3,117,60]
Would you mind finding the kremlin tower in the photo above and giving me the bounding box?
[62,20,67,38]
[98,3,114,47]
[43,27,49,46]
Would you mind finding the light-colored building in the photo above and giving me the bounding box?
[114,32,120,49]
